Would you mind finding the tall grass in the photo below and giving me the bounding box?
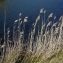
[0,8,63,63]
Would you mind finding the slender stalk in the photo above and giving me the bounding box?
[4,10,6,45]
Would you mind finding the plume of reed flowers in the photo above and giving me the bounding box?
[47,21,52,27]
[13,19,18,48]
[11,10,63,54]
[1,9,63,60]
[23,16,28,30]
[40,8,44,14]
[48,13,53,18]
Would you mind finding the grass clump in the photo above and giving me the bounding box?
[2,49,29,63]
[22,49,63,63]
[2,49,63,63]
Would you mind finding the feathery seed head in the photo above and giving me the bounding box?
[48,13,53,18]
[15,20,18,23]
[1,45,5,48]
[59,16,62,21]
[54,16,56,20]
[40,8,44,13]
[44,10,46,13]
[47,21,52,27]
[24,16,28,22]
[19,13,22,16]
[24,18,28,22]
[36,15,40,22]
[25,16,28,19]
[52,22,57,27]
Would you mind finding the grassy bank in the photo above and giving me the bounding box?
[2,49,63,63]
[22,49,63,63]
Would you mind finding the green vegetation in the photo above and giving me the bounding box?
[2,48,63,63]
[2,49,21,63]
[2,48,26,63]
[22,49,63,63]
